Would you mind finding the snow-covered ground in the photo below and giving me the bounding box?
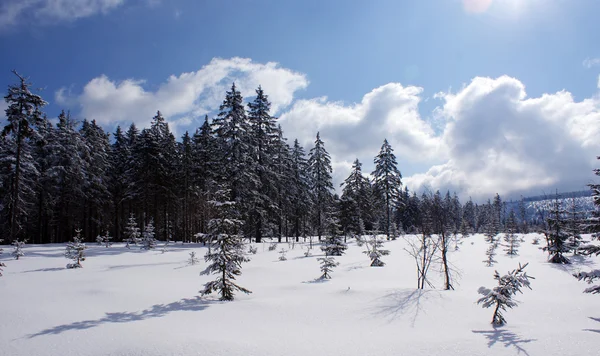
[1,234,598,356]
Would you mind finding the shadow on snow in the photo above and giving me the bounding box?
[584,317,600,334]
[472,328,536,356]
[370,289,442,327]
[27,297,211,338]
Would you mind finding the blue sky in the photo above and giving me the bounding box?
[1,0,600,201]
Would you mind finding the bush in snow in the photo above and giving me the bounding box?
[362,234,390,267]
[532,236,541,245]
[268,242,277,251]
[96,231,113,248]
[483,242,498,267]
[12,239,26,260]
[248,245,258,255]
[278,248,287,261]
[318,256,339,280]
[188,251,200,266]
[574,270,600,294]
[200,188,251,301]
[124,214,141,249]
[65,229,87,269]
[477,262,534,326]
[140,219,157,250]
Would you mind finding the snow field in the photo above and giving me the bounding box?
[0,233,598,356]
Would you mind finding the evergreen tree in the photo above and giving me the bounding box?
[65,229,86,268]
[307,132,334,240]
[371,139,403,239]
[363,234,390,267]
[200,187,251,301]
[97,231,113,248]
[463,198,476,232]
[1,71,47,242]
[141,219,157,250]
[503,211,520,256]
[110,125,130,242]
[317,256,339,280]
[11,239,25,260]
[544,194,570,264]
[124,213,141,248]
[289,139,311,240]
[477,263,534,326]
[188,251,200,266]
[340,159,371,236]
[564,197,583,253]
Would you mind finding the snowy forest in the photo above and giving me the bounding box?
[1,72,598,247]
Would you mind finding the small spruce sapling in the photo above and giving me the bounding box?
[188,251,200,266]
[483,242,498,267]
[141,219,157,250]
[97,231,112,248]
[574,270,600,294]
[503,233,520,256]
[124,214,141,249]
[318,256,339,280]
[278,248,287,261]
[65,229,87,269]
[268,242,277,251]
[532,236,540,245]
[362,234,390,267]
[248,245,258,255]
[12,239,25,260]
[477,262,534,326]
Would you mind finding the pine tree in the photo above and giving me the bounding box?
[321,204,347,256]
[141,219,157,250]
[463,197,476,232]
[11,239,25,260]
[371,139,403,239]
[188,251,200,266]
[318,256,339,280]
[544,194,570,264]
[483,242,498,267]
[200,187,251,301]
[503,211,520,256]
[340,159,371,236]
[191,116,217,235]
[110,125,130,242]
[564,197,583,253]
[362,234,390,267]
[574,270,600,294]
[477,263,534,326]
[1,71,47,242]
[307,132,334,240]
[97,231,112,248]
[124,213,141,248]
[289,139,311,240]
[65,229,87,269]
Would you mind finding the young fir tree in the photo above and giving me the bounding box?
[503,211,520,256]
[141,219,157,250]
[564,197,584,253]
[65,229,87,269]
[477,263,534,326]
[307,132,334,241]
[371,139,403,240]
[363,234,390,267]
[317,256,339,280]
[188,251,200,266]
[483,242,498,267]
[320,206,347,256]
[2,71,47,243]
[340,159,372,236]
[544,194,570,264]
[124,214,141,248]
[200,187,251,301]
[96,231,113,248]
[574,269,600,294]
[289,139,311,240]
[278,248,288,261]
[11,239,25,260]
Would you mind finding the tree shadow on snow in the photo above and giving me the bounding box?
[106,261,181,270]
[369,289,441,327]
[21,267,64,273]
[472,328,536,356]
[584,317,600,334]
[302,277,330,284]
[27,297,211,338]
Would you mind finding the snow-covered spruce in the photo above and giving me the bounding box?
[247,245,258,255]
[483,242,498,267]
[544,195,571,264]
[65,229,87,269]
[362,235,390,267]
[477,262,534,326]
[278,248,287,261]
[124,214,141,249]
[318,256,339,280]
[200,190,251,301]
[574,269,600,294]
[188,251,200,266]
[12,239,25,260]
[96,231,113,248]
[268,242,277,251]
[140,219,157,250]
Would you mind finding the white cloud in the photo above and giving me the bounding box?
[60,57,308,134]
[404,75,600,201]
[583,57,600,69]
[280,83,442,191]
[0,0,126,31]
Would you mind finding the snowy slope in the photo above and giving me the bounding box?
[0,234,598,356]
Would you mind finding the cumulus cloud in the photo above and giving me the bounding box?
[404,75,600,200]
[0,0,126,30]
[58,57,308,134]
[280,83,442,191]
